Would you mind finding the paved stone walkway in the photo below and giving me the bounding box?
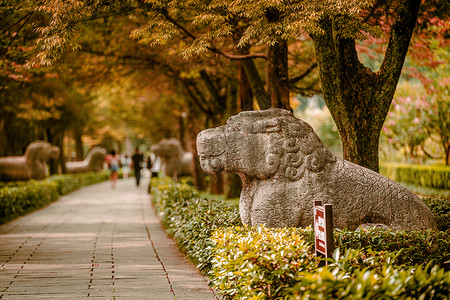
[0,177,218,299]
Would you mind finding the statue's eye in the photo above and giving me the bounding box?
[232,122,242,130]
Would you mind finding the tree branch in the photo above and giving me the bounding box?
[75,8,140,24]
[378,0,421,85]
[148,4,267,60]
[289,62,317,85]
[0,1,43,57]
[199,70,221,100]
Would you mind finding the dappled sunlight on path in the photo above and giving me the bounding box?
[0,177,217,299]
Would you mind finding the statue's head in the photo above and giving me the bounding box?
[151,138,184,160]
[197,108,336,180]
[49,146,60,160]
[87,147,107,169]
[25,141,60,164]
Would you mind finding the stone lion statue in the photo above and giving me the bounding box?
[0,141,60,181]
[66,147,107,174]
[197,108,437,231]
[151,138,193,178]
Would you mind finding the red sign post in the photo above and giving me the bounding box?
[314,200,334,265]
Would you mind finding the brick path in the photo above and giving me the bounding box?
[0,177,218,299]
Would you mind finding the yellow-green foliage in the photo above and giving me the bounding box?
[211,226,450,299]
[380,163,450,190]
[0,180,59,223]
[151,178,450,299]
[151,177,241,272]
[211,226,318,299]
[287,263,449,300]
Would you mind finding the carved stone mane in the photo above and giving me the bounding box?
[151,138,193,178]
[197,108,437,231]
[0,141,60,181]
[66,147,107,174]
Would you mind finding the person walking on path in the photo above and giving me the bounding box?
[131,147,144,187]
[147,152,161,193]
[121,154,132,178]
[106,150,120,188]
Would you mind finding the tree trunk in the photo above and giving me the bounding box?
[57,134,66,175]
[311,0,421,172]
[226,73,238,116]
[47,129,65,175]
[268,41,291,110]
[210,173,224,195]
[445,144,450,166]
[225,173,242,199]
[186,110,206,191]
[241,58,271,110]
[0,117,6,156]
[74,129,83,160]
[238,61,254,111]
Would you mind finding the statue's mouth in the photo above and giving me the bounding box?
[198,150,225,159]
[197,127,226,157]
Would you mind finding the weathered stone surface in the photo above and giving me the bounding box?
[66,147,107,174]
[197,108,437,231]
[151,138,193,178]
[0,141,60,181]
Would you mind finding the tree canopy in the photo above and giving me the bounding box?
[1,0,448,178]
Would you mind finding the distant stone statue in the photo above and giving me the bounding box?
[66,147,107,174]
[151,138,193,178]
[0,141,60,181]
[197,108,437,231]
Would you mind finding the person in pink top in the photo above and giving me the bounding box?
[106,150,120,188]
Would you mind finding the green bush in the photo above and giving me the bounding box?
[151,177,241,272]
[260,226,450,270]
[287,262,449,300]
[0,171,109,224]
[380,163,450,190]
[0,180,59,223]
[423,197,450,231]
[210,226,318,299]
[210,226,450,299]
[150,179,450,299]
[334,228,450,270]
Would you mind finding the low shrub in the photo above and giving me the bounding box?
[210,226,450,299]
[380,163,450,190]
[0,180,59,223]
[423,197,450,231]
[334,228,450,270]
[151,177,241,272]
[150,178,450,299]
[210,226,318,299]
[0,171,109,224]
[288,261,449,300]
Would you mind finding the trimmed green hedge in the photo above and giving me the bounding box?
[151,177,241,272]
[150,177,450,299]
[0,171,109,224]
[380,163,450,190]
[423,197,450,231]
[210,226,450,299]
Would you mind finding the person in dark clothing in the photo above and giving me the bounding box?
[131,147,144,187]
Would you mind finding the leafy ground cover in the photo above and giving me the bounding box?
[151,177,449,299]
